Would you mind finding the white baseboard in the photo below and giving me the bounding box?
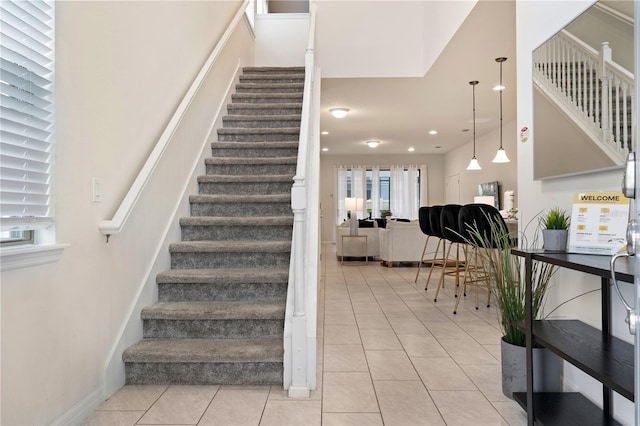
[52,385,105,426]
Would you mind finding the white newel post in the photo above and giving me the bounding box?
[289,180,310,397]
[600,42,612,144]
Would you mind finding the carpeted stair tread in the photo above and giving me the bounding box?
[231,93,303,101]
[223,114,302,122]
[227,102,302,112]
[235,83,303,91]
[242,66,304,73]
[218,127,300,135]
[198,175,293,183]
[211,141,298,149]
[180,216,293,226]
[205,157,297,165]
[141,301,285,320]
[123,338,283,363]
[169,240,291,253]
[239,74,304,82]
[157,268,289,284]
[189,194,289,203]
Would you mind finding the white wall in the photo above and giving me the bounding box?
[314,1,475,78]
[254,13,308,67]
[319,153,445,243]
[444,119,518,209]
[1,1,250,424]
[517,1,633,423]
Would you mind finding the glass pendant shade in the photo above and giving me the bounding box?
[467,80,481,171]
[492,57,510,163]
[492,148,510,163]
[467,157,482,170]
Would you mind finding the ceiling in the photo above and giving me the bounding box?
[318,0,517,156]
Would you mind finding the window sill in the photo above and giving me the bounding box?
[1,244,69,271]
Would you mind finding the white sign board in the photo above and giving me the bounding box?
[568,192,630,255]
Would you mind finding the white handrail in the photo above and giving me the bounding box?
[533,29,635,163]
[284,3,319,398]
[98,1,249,239]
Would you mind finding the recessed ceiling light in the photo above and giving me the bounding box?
[322,147,329,152]
[408,147,415,152]
[461,128,470,132]
[329,108,349,118]
[321,131,329,135]
[493,85,505,91]
[366,140,380,148]
[429,130,438,135]
[435,146,442,149]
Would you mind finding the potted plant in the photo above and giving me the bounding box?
[465,214,562,398]
[540,207,571,251]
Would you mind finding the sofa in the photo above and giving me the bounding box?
[379,220,438,266]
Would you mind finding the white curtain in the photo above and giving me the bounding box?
[351,166,366,219]
[407,165,419,220]
[390,165,419,220]
[370,166,381,219]
[390,166,405,219]
[336,166,347,225]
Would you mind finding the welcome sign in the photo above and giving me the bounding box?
[568,192,630,255]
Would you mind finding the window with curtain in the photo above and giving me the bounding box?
[335,165,421,224]
[0,0,55,245]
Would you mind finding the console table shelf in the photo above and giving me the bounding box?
[512,249,635,425]
[512,392,622,426]
[516,320,634,401]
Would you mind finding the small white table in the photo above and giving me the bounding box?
[341,235,368,265]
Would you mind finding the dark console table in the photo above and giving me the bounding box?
[511,249,634,425]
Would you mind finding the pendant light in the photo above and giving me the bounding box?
[467,80,481,170]
[492,57,510,163]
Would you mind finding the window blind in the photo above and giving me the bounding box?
[0,0,54,232]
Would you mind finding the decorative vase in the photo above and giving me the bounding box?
[542,229,568,251]
[501,337,562,399]
[349,216,359,236]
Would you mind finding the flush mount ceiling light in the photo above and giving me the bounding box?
[492,57,510,163]
[466,80,481,171]
[322,147,329,152]
[408,147,415,152]
[321,131,329,135]
[429,130,438,135]
[366,140,380,148]
[329,108,349,118]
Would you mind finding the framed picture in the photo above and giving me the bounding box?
[478,181,500,210]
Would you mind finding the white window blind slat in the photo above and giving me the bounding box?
[0,43,51,75]
[1,107,51,132]
[0,31,51,68]
[0,167,48,184]
[1,82,52,110]
[1,118,51,142]
[1,130,51,152]
[2,1,53,37]
[1,202,49,217]
[1,94,51,121]
[1,154,50,173]
[1,66,52,98]
[0,140,50,163]
[0,0,54,231]
[0,24,50,58]
[2,179,48,195]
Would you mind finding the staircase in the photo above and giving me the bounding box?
[122,67,304,385]
[533,30,635,164]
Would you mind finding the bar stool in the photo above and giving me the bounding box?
[455,203,511,314]
[415,206,433,283]
[432,204,467,302]
[425,205,465,302]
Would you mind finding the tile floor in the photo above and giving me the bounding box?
[81,244,527,425]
